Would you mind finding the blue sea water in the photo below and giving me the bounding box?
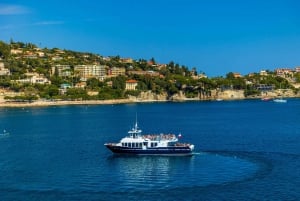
[0,99,299,201]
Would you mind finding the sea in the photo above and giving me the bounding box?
[0,99,299,201]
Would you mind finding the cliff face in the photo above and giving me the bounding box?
[128,91,168,102]
[261,89,298,98]
[169,91,186,101]
[139,91,168,101]
[132,90,245,101]
[216,90,245,100]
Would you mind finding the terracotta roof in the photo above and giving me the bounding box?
[126,79,138,83]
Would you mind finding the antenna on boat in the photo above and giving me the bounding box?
[135,112,138,128]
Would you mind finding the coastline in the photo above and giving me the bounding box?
[0,99,169,108]
[0,96,299,108]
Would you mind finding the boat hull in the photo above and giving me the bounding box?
[105,144,193,155]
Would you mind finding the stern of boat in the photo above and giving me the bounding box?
[189,144,195,152]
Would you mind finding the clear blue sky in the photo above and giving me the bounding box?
[1,0,300,77]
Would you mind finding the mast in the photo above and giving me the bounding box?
[135,113,138,130]
[128,114,142,138]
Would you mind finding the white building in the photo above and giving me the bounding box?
[74,65,107,80]
[0,62,10,76]
[260,70,268,76]
[52,65,72,77]
[125,80,138,90]
[108,67,126,77]
[14,74,51,85]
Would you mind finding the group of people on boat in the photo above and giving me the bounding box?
[175,142,191,147]
[142,134,176,141]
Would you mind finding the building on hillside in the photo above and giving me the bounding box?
[256,84,275,91]
[30,75,51,84]
[275,68,293,77]
[125,79,138,90]
[295,67,300,73]
[108,67,125,77]
[247,73,255,77]
[233,73,242,78]
[52,65,71,77]
[74,65,107,81]
[51,56,63,61]
[120,58,133,64]
[102,57,111,61]
[127,70,160,77]
[155,64,167,70]
[10,49,23,55]
[36,51,45,57]
[0,62,10,76]
[23,54,37,59]
[13,74,51,85]
[75,82,86,88]
[59,83,72,94]
[260,70,268,76]
[191,73,207,80]
[106,81,113,87]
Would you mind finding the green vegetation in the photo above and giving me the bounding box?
[0,40,299,101]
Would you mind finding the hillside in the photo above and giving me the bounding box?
[0,40,300,104]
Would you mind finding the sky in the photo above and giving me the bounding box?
[1,0,300,77]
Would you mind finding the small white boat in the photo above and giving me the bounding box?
[274,84,287,103]
[261,97,272,101]
[273,98,287,103]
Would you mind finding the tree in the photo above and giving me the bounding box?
[0,41,10,59]
[66,88,88,100]
[39,85,59,98]
[226,72,235,79]
[294,73,300,83]
[98,87,124,100]
[86,77,100,90]
[112,75,126,90]
[150,57,156,65]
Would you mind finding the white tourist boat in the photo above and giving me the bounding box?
[104,121,194,155]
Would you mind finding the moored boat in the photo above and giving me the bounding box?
[261,97,272,101]
[104,121,194,155]
[273,98,287,103]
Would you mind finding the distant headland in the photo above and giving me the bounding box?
[0,40,299,107]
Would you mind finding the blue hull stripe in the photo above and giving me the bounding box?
[106,145,192,155]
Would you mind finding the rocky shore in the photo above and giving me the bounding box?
[0,89,299,108]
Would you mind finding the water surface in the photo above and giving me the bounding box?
[0,99,299,200]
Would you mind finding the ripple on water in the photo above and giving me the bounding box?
[0,152,261,194]
[102,152,260,192]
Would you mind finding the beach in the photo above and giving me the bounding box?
[0,99,171,108]
[0,99,133,107]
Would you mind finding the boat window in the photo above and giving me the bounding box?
[122,143,124,147]
[139,143,142,148]
[155,143,157,147]
[129,143,131,148]
[143,142,147,146]
[132,143,135,148]
[125,143,127,147]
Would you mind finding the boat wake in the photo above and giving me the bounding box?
[102,150,263,192]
